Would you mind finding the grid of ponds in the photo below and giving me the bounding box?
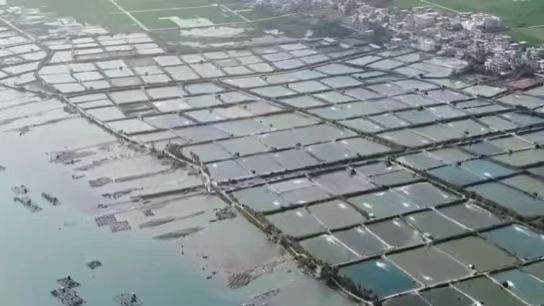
[397,131,544,218]
[0,24,43,79]
[43,32,164,61]
[0,10,141,88]
[40,38,373,94]
[61,39,544,304]
[4,4,544,305]
[231,158,544,304]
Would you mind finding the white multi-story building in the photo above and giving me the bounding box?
[539,60,544,72]
[419,38,438,51]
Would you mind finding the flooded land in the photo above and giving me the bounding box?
[1,0,544,306]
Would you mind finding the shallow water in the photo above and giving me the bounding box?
[0,101,359,306]
[0,120,242,306]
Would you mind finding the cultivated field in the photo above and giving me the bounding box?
[12,0,290,33]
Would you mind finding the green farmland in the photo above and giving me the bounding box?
[10,0,266,32]
[394,0,544,45]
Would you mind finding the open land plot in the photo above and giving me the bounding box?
[512,26,544,45]
[13,0,257,33]
[429,0,544,26]
[114,0,219,11]
[130,6,246,30]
